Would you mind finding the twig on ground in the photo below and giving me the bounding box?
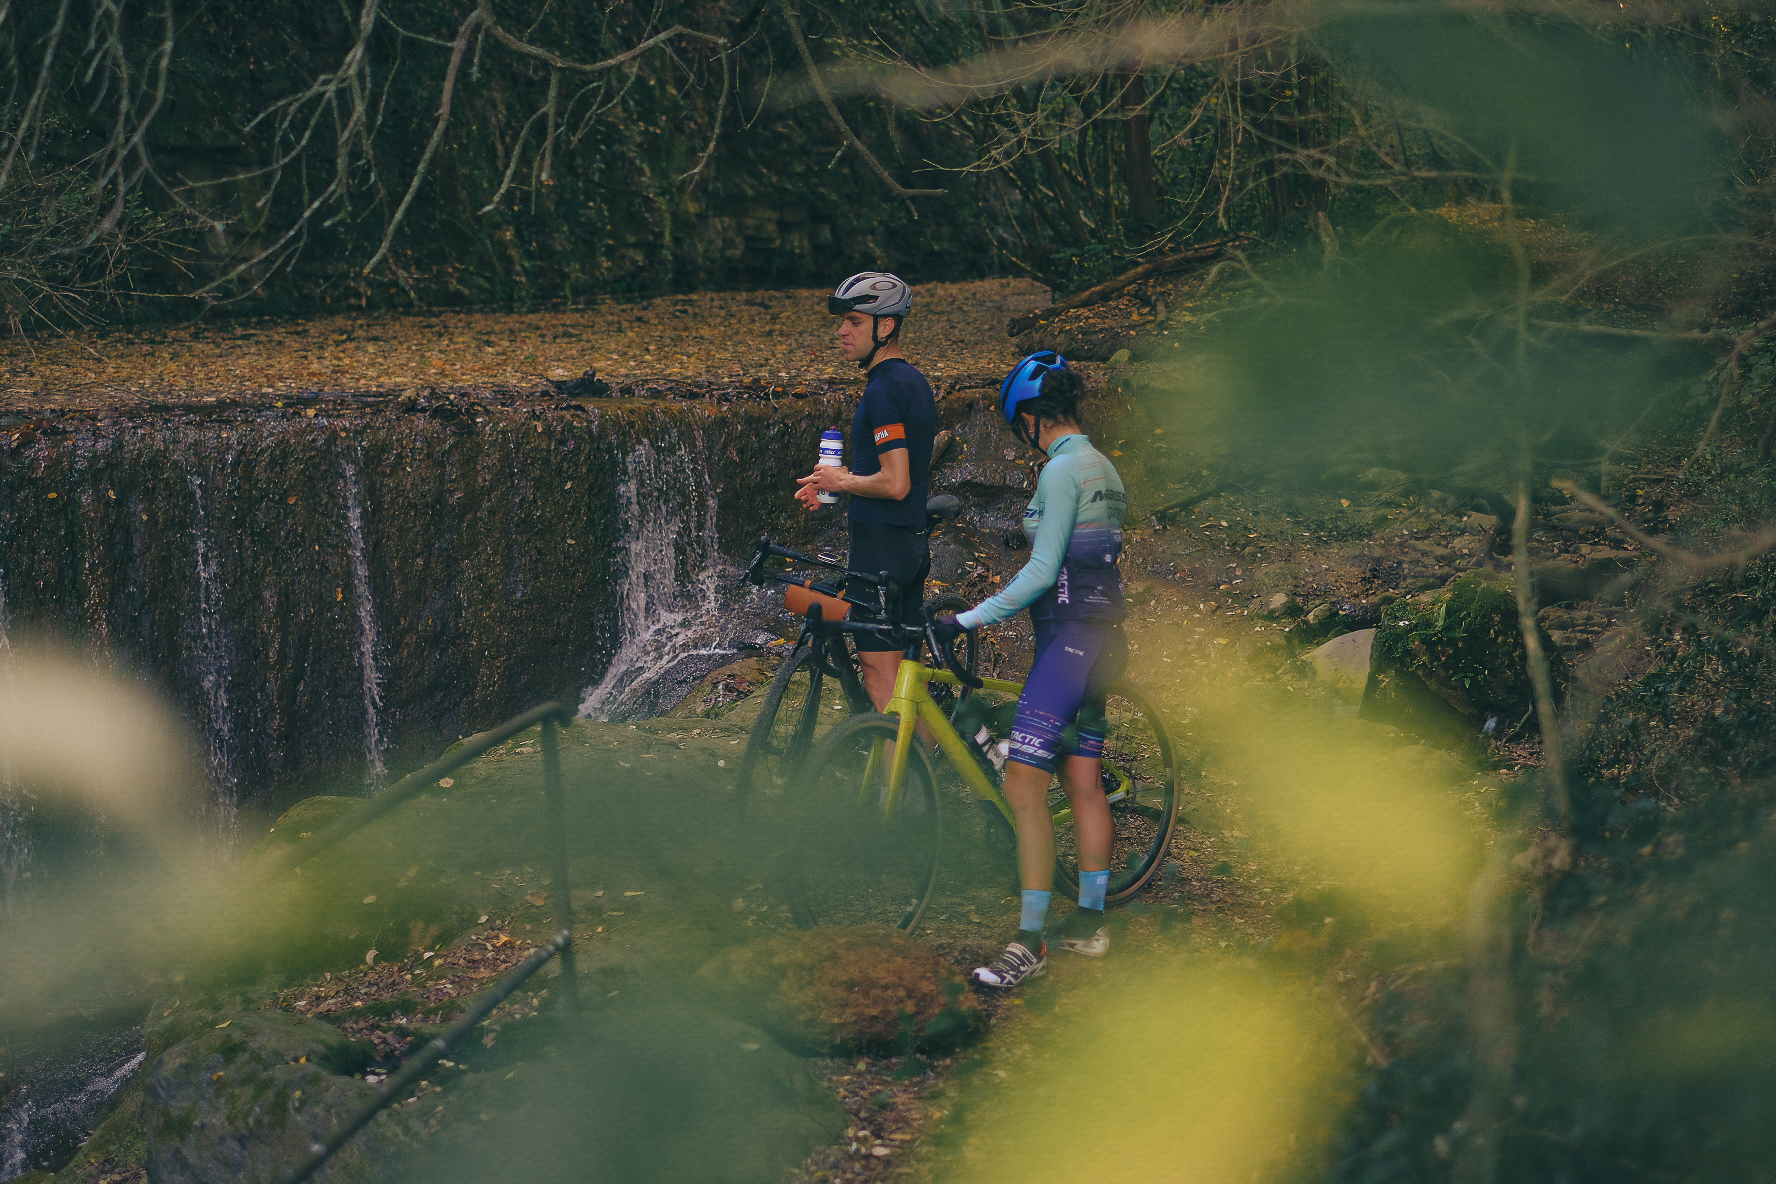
[777,0,944,213]
[1007,237,1254,336]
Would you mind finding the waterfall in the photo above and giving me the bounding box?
[578,438,725,720]
[342,463,387,786]
[187,475,238,834]
[0,1050,145,1179]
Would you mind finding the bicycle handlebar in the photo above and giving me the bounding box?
[929,622,985,690]
[743,535,889,588]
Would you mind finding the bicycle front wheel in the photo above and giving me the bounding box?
[787,714,942,932]
[1051,680,1180,903]
[736,642,827,814]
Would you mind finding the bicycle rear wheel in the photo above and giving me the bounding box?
[1051,680,1179,903]
[922,594,979,708]
[787,715,942,932]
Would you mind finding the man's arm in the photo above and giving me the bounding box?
[797,447,910,501]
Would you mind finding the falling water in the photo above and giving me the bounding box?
[578,439,726,720]
[343,463,387,785]
[0,1049,146,1179]
[187,475,238,834]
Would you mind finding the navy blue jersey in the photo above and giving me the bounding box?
[848,359,937,528]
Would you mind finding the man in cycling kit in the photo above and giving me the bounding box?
[795,272,938,713]
[934,352,1128,988]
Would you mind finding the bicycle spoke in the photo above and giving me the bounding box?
[1050,682,1179,902]
[789,717,941,932]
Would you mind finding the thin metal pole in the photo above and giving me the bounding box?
[276,930,571,1184]
[258,702,572,877]
[540,717,578,1012]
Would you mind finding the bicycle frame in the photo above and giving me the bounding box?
[873,659,1031,822]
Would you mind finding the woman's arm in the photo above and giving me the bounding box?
[957,463,1081,629]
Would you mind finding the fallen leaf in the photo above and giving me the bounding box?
[623,891,646,897]
[478,914,489,923]
[363,894,377,904]
[214,1020,231,1029]
[525,892,546,907]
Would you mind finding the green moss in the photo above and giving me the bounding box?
[1372,569,1558,719]
[153,1103,198,1145]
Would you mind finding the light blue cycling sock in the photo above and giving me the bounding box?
[1018,890,1052,933]
[1079,870,1110,913]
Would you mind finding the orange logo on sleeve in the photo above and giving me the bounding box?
[873,423,906,445]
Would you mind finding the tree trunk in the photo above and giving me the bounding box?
[1122,71,1161,227]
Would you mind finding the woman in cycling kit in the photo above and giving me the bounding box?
[935,352,1129,989]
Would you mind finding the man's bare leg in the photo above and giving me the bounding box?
[858,649,935,747]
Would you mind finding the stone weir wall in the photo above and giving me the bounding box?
[0,391,890,810]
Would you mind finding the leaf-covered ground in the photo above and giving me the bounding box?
[0,279,1046,414]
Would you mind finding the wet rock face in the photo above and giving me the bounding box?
[0,395,857,806]
[145,1011,377,1184]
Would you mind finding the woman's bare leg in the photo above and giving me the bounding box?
[1058,755,1110,873]
[1002,760,1056,891]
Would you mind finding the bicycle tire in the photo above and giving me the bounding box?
[736,642,828,814]
[1050,679,1180,903]
[922,593,979,698]
[787,714,942,932]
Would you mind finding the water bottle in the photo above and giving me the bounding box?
[815,428,843,505]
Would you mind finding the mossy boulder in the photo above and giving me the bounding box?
[245,796,364,859]
[145,1010,380,1184]
[385,1003,844,1184]
[697,928,986,1055]
[1368,570,1563,731]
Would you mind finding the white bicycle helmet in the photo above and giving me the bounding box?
[827,271,913,318]
[828,272,913,370]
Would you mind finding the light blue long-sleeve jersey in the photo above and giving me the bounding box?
[957,433,1126,629]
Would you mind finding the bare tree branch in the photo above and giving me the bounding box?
[777,0,944,208]
[478,5,723,74]
[1513,485,1571,820]
[363,7,483,275]
[1007,235,1253,334]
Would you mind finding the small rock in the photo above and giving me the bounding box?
[1307,629,1376,699]
[1305,602,1335,628]
[1267,593,1302,618]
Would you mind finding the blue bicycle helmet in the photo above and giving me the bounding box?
[1000,351,1070,424]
